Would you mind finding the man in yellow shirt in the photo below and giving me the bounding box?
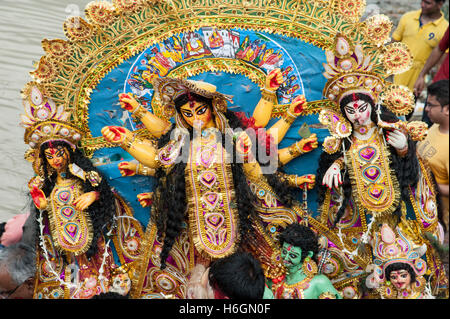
[418,79,449,233]
[392,0,448,91]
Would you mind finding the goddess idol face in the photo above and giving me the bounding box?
[44,145,70,173]
[343,99,373,126]
[179,100,215,130]
[389,269,412,291]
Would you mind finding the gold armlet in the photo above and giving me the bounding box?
[260,87,277,103]
[281,110,298,125]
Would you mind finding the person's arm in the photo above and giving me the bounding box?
[414,45,446,96]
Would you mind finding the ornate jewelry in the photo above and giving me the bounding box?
[122,134,136,149]
[281,110,298,125]
[319,109,352,138]
[137,163,152,176]
[131,105,147,121]
[333,158,345,170]
[319,291,338,299]
[272,277,313,299]
[302,257,319,279]
[260,87,277,103]
[86,171,102,187]
[322,136,342,154]
[21,84,83,150]
[355,122,376,135]
[186,136,238,259]
[346,130,400,217]
[48,178,94,255]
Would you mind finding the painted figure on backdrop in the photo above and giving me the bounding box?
[315,34,447,297]
[101,69,320,298]
[21,86,119,299]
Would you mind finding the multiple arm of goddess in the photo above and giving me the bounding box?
[105,71,317,188]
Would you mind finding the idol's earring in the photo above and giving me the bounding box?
[302,255,318,278]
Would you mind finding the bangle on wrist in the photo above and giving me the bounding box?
[260,87,277,103]
[334,158,345,170]
[282,110,298,125]
[287,141,304,157]
[396,145,408,157]
[122,134,136,149]
[131,106,147,121]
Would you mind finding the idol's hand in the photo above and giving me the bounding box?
[101,126,133,145]
[265,68,283,90]
[298,174,316,190]
[386,129,408,151]
[322,162,342,189]
[30,186,47,210]
[119,93,140,113]
[289,95,307,115]
[28,177,46,209]
[118,161,137,177]
[137,192,153,208]
[296,133,318,154]
[236,132,253,158]
[73,191,99,211]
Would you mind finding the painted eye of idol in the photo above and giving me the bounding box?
[44,146,66,159]
[180,103,209,117]
[344,101,369,115]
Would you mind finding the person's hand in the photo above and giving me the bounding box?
[119,93,140,113]
[413,75,426,97]
[73,191,99,211]
[118,161,137,177]
[295,133,318,154]
[289,95,307,115]
[322,162,342,189]
[137,192,153,208]
[101,126,133,145]
[265,68,283,91]
[386,129,408,151]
